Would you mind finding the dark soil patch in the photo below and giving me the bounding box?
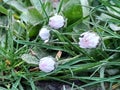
[35,80,72,90]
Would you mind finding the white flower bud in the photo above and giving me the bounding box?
[49,14,65,29]
[109,23,120,31]
[39,28,50,41]
[39,56,56,73]
[79,31,100,48]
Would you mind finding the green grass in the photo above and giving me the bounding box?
[0,0,120,90]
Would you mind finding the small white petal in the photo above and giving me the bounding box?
[109,23,120,31]
[39,28,50,41]
[49,14,65,29]
[39,56,56,73]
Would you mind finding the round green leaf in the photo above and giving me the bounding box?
[21,54,39,65]
[62,0,83,25]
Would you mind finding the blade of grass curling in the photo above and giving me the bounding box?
[0,6,8,15]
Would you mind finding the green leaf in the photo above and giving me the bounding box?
[44,1,54,16]
[3,0,27,12]
[20,7,43,25]
[28,25,42,38]
[21,54,39,65]
[30,0,41,12]
[32,46,49,59]
[30,0,50,20]
[21,46,49,65]
[62,0,83,24]
[0,6,8,15]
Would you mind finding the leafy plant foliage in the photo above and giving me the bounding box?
[0,0,120,90]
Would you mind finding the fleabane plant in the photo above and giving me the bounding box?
[79,31,100,48]
[39,27,50,41]
[39,56,56,73]
[49,14,65,29]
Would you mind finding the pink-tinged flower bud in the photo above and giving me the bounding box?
[39,56,56,73]
[49,14,65,29]
[79,31,100,48]
[39,28,50,41]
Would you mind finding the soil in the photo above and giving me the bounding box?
[35,80,72,90]
[35,80,103,90]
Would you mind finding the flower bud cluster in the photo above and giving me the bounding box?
[37,7,101,73]
[39,14,65,41]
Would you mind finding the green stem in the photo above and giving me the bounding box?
[39,0,49,22]
[100,65,106,90]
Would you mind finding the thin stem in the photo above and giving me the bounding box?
[57,0,63,13]
[39,0,49,22]
[100,66,106,90]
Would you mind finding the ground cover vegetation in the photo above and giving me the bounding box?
[0,0,120,90]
